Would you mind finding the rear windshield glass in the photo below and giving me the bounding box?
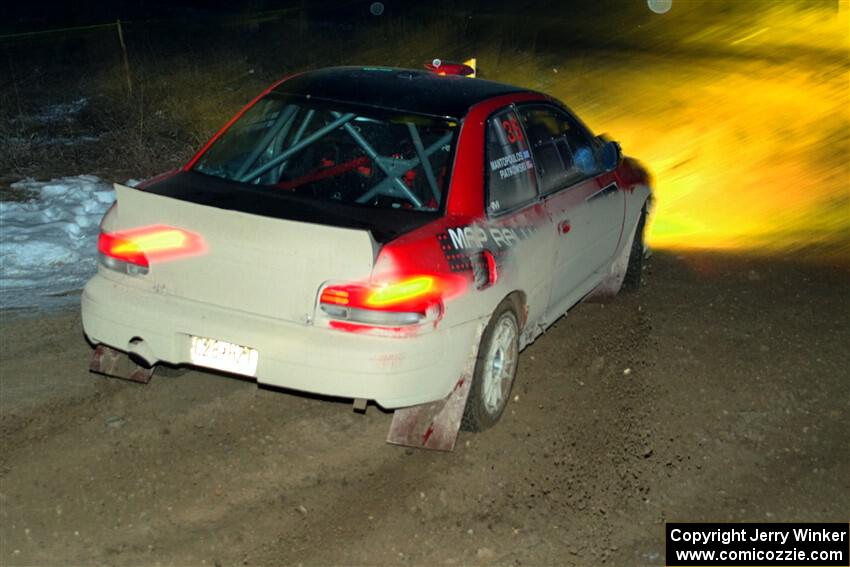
[193,95,457,212]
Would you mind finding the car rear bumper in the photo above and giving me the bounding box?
[81,274,481,408]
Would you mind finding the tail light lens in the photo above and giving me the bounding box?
[98,225,204,276]
[319,276,443,327]
[98,232,150,275]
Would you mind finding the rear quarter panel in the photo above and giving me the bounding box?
[376,91,557,335]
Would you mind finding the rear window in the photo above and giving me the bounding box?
[193,95,457,212]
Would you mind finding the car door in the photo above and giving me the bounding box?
[482,107,555,331]
[516,104,623,317]
[567,121,625,276]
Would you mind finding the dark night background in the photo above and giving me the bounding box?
[3,0,846,255]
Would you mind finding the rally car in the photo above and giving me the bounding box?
[81,65,652,450]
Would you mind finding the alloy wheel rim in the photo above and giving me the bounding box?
[482,314,518,415]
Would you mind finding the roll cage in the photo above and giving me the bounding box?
[193,95,457,212]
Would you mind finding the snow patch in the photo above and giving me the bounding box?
[1,175,115,311]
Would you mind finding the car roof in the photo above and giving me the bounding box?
[272,66,533,120]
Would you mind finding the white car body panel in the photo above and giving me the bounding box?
[109,184,377,323]
[82,182,649,408]
[82,185,490,409]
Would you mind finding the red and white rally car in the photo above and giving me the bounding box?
[82,65,652,450]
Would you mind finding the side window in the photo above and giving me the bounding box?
[518,106,599,195]
[485,109,538,215]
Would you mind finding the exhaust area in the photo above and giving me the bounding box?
[127,337,157,369]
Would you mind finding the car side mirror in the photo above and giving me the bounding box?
[599,140,622,172]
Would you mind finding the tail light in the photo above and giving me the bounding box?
[98,232,150,275]
[98,225,205,275]
[319,276,444,327]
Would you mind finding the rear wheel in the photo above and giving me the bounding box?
[622,209,647,292]
[461,301,520,432]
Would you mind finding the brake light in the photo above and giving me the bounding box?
[319,288,349,306]
[98,232,149,274]
[365,276,434,307]
[98,225,205,275]
[115,228,187,254]
[319,276,443,327]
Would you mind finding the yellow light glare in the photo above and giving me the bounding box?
[113,229,187,254]
[488,2,848,261]
[366,276,434,307]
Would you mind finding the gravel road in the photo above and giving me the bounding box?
[1,251,848,566]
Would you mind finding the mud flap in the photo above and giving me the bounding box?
[386,376,472,451]
[89,345,154,384]
[386,325,484,451]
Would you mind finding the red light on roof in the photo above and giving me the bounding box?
[424,58,476,77]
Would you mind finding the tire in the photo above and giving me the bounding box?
[461,301,520,432]
[622,209,646,292]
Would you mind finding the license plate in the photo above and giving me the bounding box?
[190,336,259,377]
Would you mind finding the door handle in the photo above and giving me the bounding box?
[558,220,571,235]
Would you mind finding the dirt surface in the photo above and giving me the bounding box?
[1,251,848,566]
